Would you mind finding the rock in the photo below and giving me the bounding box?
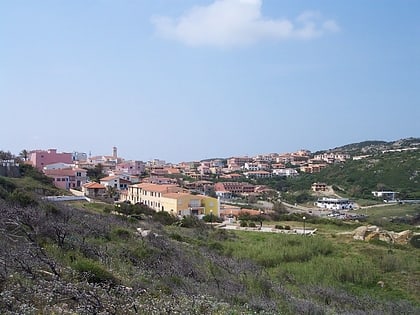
[365,231,380,241]
[379,232,393,243]
[393,230,413,245]
[353,226,368,240]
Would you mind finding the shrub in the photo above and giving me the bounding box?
[240,221,248,227]
[153,211,178,226]
[284,225,291,230]
[208,241,224,252]
[379,253,403,273]
[169,233,184,242]
[180,215,205,228]
[8,189,38,207]
[72,258,117,284]
[409,234,420,249]
[275,225,283,229]
[249,222,256,228]
[111,227,131,240]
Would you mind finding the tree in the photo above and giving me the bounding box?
[0,150,14,160]
[86,164,106,182]
[19,149,29,162]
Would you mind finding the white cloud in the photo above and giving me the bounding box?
[151,0,340,48]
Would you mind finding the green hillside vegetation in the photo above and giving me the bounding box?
[257,150,419,202]
[312,150,420,199]
[315,137,420,155]
[0,170,419,314]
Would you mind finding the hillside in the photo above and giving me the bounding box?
[314,137,420,155]
[265,146,420,202]
[313,150,420,199]
[1,170,420,314]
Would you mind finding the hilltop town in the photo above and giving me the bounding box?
[1,137,419,221]
[0,139,419,314]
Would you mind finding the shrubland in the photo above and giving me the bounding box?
[0,162,419,314]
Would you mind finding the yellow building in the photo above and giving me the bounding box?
[161,193,218,216]
[123,183,219,216]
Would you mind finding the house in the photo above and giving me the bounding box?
[214,182,255,196]
[44,168,88,190]
[313,152,350,163]
[82,182,107,197]
[315,197,355,210]
[272,168,298,177]
[244,170,272,179]
[0,159,19,177]
[122,183,219,216]
[116,160,145,176]
[142,176,178,185]
[43,162,74,170]
[300,164,327,173]
[160,192,219,216]
[372,191,397,201]
[219,205,262,219]
[100,175,131,190]
[124,183,182,205]
[28,149,73,170]
[311,182,328,192]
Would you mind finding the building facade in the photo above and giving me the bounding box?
[29,149,73,170]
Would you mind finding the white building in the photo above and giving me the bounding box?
[315,197,355,210]
[372,191,397,201]
[272,168,299,177]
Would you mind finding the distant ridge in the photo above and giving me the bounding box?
[315,137,420,155]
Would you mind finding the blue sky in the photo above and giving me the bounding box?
[1,0,419,162]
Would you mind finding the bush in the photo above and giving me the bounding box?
[8,189,38,207]
[180,215,205,228]
[275,225,283,229]
[72,258,117,284]
[153,211,178,226]
[240,221,248,227]
[111,227,131,240]
[249,222,256,228]
[410,234,420,249]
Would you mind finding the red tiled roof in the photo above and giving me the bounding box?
[83,182,106,189]
[131,183,181,193]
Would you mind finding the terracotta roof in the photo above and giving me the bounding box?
[162,192,192,199]
[131,183,181,193]
[83,182,106,189]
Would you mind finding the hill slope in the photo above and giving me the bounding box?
[1,172,419,314]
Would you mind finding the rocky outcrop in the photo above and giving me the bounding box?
[352,225,413,244]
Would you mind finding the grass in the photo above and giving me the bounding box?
[218,228,420,305]
[361,204,419,220]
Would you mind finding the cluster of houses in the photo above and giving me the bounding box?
[21,147,356,217]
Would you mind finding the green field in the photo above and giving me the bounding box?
[217,227,420,305]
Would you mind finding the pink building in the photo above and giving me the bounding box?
[116,160,145,176]
[44,168,88,190]
[29,149,73,170]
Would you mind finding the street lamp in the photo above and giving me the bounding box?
[210,210,213,229]
[302,216,306,236]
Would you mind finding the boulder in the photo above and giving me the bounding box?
[365,231,380,241]
[393,230,413,245]
[353,226,368,240]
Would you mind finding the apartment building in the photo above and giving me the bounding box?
[29,149,73,170]
[214,182,255,197]
[123,183,218,216]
